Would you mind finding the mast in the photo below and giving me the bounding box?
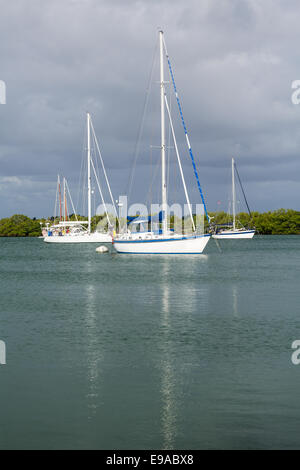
[160,30,167,235]
[58,174,63,221]
[232,157,236,231]
[87,112,92,234]
[63,177,68,222]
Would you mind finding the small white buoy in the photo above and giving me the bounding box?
[96,245,109,253]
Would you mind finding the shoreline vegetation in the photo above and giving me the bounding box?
[0,209,300,237]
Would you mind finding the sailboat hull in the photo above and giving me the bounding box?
[212,230,255,240]
[44,233,112,243]
[113,234,210,254]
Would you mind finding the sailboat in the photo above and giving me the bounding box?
[113,31,211,254]
[212,158,255,239]
[44,113,115,244]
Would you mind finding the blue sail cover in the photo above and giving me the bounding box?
[127,211,166,234]
[127,211,163,225]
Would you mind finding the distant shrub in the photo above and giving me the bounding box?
[0,215,42,237]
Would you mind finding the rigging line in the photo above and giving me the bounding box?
[234,162,252,218]
[54,174,59,220]
[228,200,231,225]
[94,135,102,211]
[81,123,88,218]
[162,36,210,224]
[91,128,100,183]
[148,145,153,212]
[146,148,161,208]
[90,157,111,227]
[92,132,102,217]
[90,118,118,221]
[65,180,79,222]
[166,85,172,203]
[127,39,159,204]
[164,94,195,232]
[91,128,102,216]
[150,144,152,211]
[76,121,87,217]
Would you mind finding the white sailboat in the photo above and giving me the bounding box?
[212,158,255,239]
[44,113,114,244]
[113,31,210,255]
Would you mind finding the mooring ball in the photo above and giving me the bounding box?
[96,245,109,253]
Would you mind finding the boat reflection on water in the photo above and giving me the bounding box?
[84,270,103,419]
[232,284,239,318]
[159,255,209,449]
[160,259,176,449]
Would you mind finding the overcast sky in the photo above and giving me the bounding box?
[0,0,300,218]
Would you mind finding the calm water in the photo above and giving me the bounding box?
[0,236,300,449]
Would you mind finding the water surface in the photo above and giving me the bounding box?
[0,236,299,449]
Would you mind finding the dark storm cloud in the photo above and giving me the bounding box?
[0,0,300,217]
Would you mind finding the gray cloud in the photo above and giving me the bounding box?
[0,0,300,217]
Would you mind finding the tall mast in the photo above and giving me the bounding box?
[160,30,167,235]
[232,157,236,231]
[63,177,68,222]
[58,174,63,221]
[87,112,92,234]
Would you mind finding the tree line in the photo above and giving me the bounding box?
[0,214,108,237]
[0,209,300,237]
[0,215,42,237]
[204,209,300,235]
